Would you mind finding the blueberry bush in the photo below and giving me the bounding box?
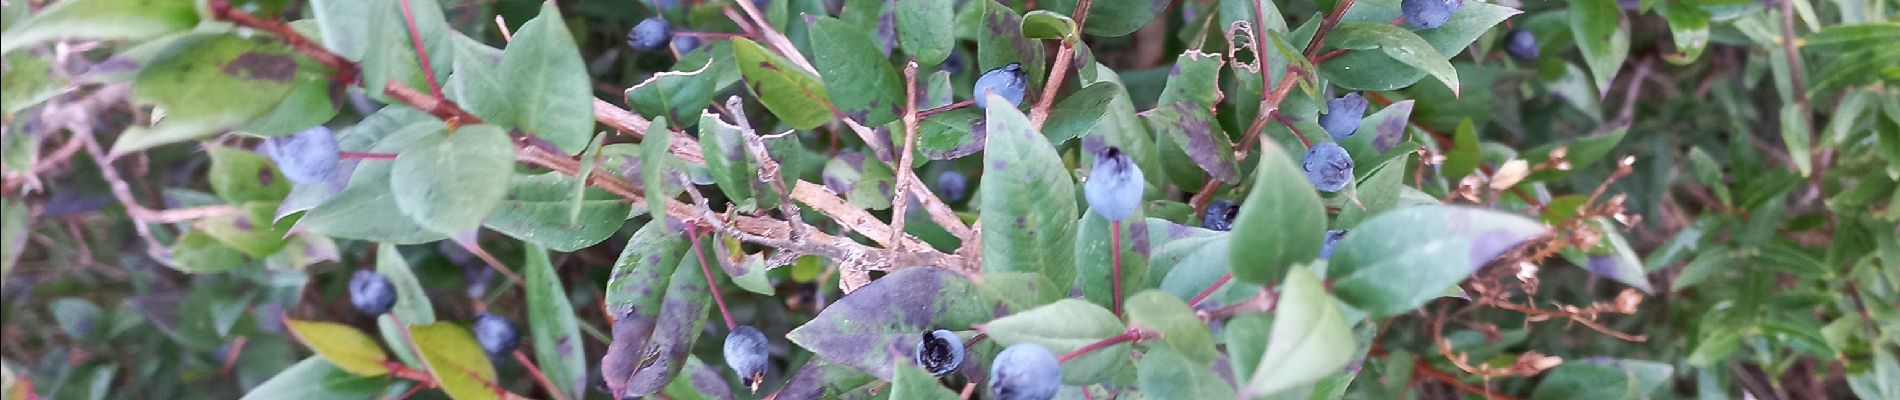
[0,0,1895,399]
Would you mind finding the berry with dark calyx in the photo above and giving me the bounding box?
[937,170,969,202]
[724,325,770,392]
[348,269,396,315]
[1083,146,1145,222]
[260,125,339,184]
[940,51,965,76]
[1320,229,1348,260]
[1401,0,1463,30]
[989,343,1060,400]
[1505,29,1539,61]
[472,312,520,359]
[1302,142,1355,193]
[914,329,964,376]
[1318,93,1368,141]
[627,17,672,52]
[973,63,1027,109]
[1203,199,1238,231]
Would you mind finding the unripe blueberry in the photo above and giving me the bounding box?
[1320,229,1348,260]
[973,63,1027,109]
[472,312,520,359]
[1203,199,1238,231]
[914,329,964,376]
[1401,0,1463,30]
[1083,146,1145,222]
[937,170,969,202]
[989,343,1060,400]
[1318,93,1368,141]
[1505,29,1539,61]
[724,325,770,391]
[348,269,396,315]
[627,17,672,53]
[261,126,340,184]
[1302,142,1354,193]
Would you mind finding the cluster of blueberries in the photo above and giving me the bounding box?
[350,270,522,360]
[1403,0,1540,61]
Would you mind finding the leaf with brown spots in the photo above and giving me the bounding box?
[524,244,588,400]
[787,267,1022,380]
[1142,101,1240,184]
[115,34,309,154]
[733,38,834,130]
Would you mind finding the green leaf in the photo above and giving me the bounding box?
[376,243,435,368]
[660,356,737,400]
[1079,64,1162,189]
[811,17,904,126]
[362,0,451,101]
[390,124,514,234]
[1156,50,1225,109]
[168,230,247,273]
[483,172,632,252]
[1137,346,1236,400]
[1657,0,1711,64]
[733,38,833,130]
[492,2,594,154]
[1328,206,1548,316]
[715,238,775,295]
[1228,138,1326,285]
[409,322,502,400]
[296,119,450,244]
[240,357,386,400]
[195,202,290,258]
[625,58,719,126]
[918,108,986,159]
[1334,155,1407,228]
[283,319,390,377]
[1339,0,1519,56]
[1,197,29,276]
[641,116,680,219]
[822,150,896,210]
[1442,118,1480,179]
[982,299,1128,384]
[1125,290,1216,364]
[896,0,955,66]
[1044,82,1120,144]
[1560,218,1655,293]
[1531,358,1673,400]
[1779,103,1813,176]
[1569,0,1630,97]
[980,95,1080,290]
[1325,22,1459,95]
[1074,209,1151,311]
[976,0,1046,88]
[2,53,67,114]
[891,363,961,400]
[309,0,369,61]
[1800,22,1900,55]
[114,35,312,154]
[601,221,716,397]
[1143,101,1239,183]
[207,146,290,204]
[1047,0,1167,37]
[787,267,1017,380]
[524,245,587,400]
[1223,313,1272,381]
[1245,267,1352,398]
[1021,10,1078,41]
[0,0,198,54]
[1520,125,1627,182]
[699,112,776,209]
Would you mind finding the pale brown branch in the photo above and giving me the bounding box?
[891,62,923,248]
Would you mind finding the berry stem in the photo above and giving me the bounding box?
[688,226,738,331]
[512,350,569,400]
[1110,220,1124,316]
[917,99,975,119]
[1188,273,1232,307]
[1057,328,1143,364]
[338,151,399,160]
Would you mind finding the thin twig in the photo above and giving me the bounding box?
[890,61,924,248]
[511,350,568,400]
[1027,0,1092,128]
[687,225,739,331]
[1055,327,1145,363]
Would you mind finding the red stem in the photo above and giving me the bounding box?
[1188,273,1232,307]
[688,227,737,331]
[917,99,975,119]
[339,151,398,160]
[397,0,444,99]
[1272,113,1312,148]
[1110,221,1123,316]
[1057,328,1143,363]
[512,350,569,400]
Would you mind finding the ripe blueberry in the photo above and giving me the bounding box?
[914,329,964,376]
[1203,199,1238,231]
[472,312,520,358]
[1320,229,1348,260]
[348,269,396,315]
[627,17,673,53]
[989,343,1060,400]
[940,51,965,76]
[1318,93,1368,141]
[1302,142,1354,193]
[724,325,770,392]
[1083,146,1145,222]
[1505,29,1539,61]
[1401,0,1463,30]
[973,63,1027,109]
[672,35,700,54]
[937,170,969,202]
[260,126,339,184]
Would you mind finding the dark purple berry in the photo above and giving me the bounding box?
[937,170,969,202]
[472,312,519,358]
[940,52,965,76]
[1302,142,1354,193]
[973,63,1027,109]
[1083,146,1145,222]
[1505,29,1539,61]
[1320,229,1348,260]
[1318,93,1368,141]
[348,269,396,315]
[724,325,770,392]
[1401,0,1463,29]
[915,329,964,376]
[1203,199,1238,231]
[260,126,339,184]
[990,343,1060,400]
[628,18,672,52]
